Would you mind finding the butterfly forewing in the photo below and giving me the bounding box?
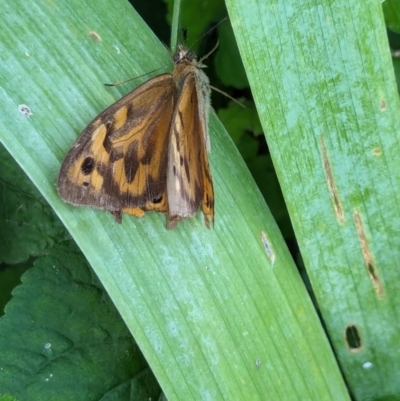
[58,74,174,220]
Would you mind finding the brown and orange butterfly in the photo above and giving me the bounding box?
[58,44,214,229]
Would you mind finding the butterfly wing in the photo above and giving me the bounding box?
[167,69,214,229]
[58,74,175,222]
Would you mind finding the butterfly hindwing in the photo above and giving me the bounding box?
[167,64,214,228]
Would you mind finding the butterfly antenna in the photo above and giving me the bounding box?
[188,17,228,51]
[199,40,219,63]
[104,66,168,87]
[202,17,228,39]
[209,85,246,108]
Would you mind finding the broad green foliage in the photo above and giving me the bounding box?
[0,0,356,400]
[0,241,161,400]
[0,145,68,264]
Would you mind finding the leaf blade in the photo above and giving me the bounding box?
[1,0,349,399]
[227,0,400,398]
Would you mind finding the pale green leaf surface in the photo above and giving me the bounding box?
[227,0,400,399]
[1,0,348,400]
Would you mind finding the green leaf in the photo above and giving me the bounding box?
[164,0,226,52]
[383,0,400,33]
[0,241,161,400]
[0,144,68,264]
[217,101,262,144]
[214,21,248,89]
[227,0,400,399]
[393,57,400,93]
[0,259,32,316]
[0,0,348,400]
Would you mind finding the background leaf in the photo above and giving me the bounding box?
[0,241,161,400]
[383,0,400,33]
[0,145,68,264]
[214,22,248,89]
[227,0,400,399]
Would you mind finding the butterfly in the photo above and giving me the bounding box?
[58,44,214,229]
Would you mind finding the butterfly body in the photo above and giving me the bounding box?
[58,44,214,229]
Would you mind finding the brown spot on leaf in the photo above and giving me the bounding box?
[261,231,275,264]
[354,210,384,298]
[320,136,344,223]
[89,31,101,42]
[345,323,362,352]
[372,148,382,157]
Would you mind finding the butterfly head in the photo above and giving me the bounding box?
[173,45,204,68]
